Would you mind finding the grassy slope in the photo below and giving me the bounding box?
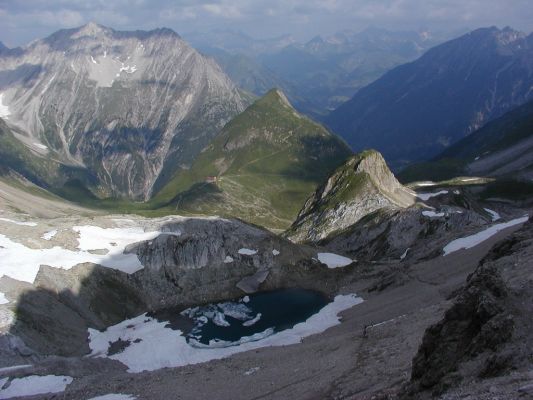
[150,89,352,229]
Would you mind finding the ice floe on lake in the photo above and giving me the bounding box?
[88,294,363,372]
[0,375,73,399]
[317,253,353,268]
[443,216,529,256]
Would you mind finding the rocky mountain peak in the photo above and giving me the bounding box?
[285,149,415,243]
[0,24,249,200]
[72,22,110,38]
[259,88,293,109]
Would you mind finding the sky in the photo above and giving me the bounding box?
[0,0,532,47]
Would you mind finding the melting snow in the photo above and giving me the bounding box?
[317,253,353,269]
[0,225,179,283]
[422,210,445,218]
[0,218,37,227]
[0,293,8,305]
[443,216,529,256]
[33,142,48,150]
[119,64,137,74]
[224,255,234,263]
[238,248,257,255]
[88,294,363,372]
[400,248,410,260]
[41,230,58,240]
[272,249,280,256]
[484,208,501,221]
[417,190,448,201]
[90,55,97,64]
[0,94,10,119]
[88,395,136,400]
[0,375,73,399]
[244,367,260,376]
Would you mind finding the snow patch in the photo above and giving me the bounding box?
[317,252,353,269]
[0,218,37,227]
[0,225,179,283]
[422,210,445,218]
[0,94,11,119]
[0,375,73,399]
[88,395,136,400]
[41,230,58,241]
[88,294,363,372]
[32,142,48,150]
[443,216,529,256]
[417,190,448,201]
[224,255,234,263]
[90,55,97,64]
[272,249,280,256]
[0,293,8,305]
[484,208,501,221]
[400,248,410,260]
[238,248,257,255]
[244,367,260,376]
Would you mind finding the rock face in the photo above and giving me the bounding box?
[0,22,249,199]
[326,27,533,167]
[285,150,415,243]
[406,218,533,396]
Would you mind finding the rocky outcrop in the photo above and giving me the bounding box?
[319,205,487,262]
[285,150,415,243]
[405,218,533,397]
[0,23,249,199]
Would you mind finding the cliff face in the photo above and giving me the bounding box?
[406,218,533,396]
[285,150,415,243]
[0,23,249,199]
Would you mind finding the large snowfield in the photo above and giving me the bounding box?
[0,224,180,283]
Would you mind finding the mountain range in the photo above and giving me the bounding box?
[0,21,532,400]
[185,27,450,116]
[326,26,533,168]
[0,22,250,200]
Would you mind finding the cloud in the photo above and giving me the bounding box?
[0,0,531,47]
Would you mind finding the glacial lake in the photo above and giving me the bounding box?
[157,288,330,347]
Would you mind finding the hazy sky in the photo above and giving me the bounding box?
[0,0,532,47]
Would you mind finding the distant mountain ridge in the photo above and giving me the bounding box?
[0,22,250,200]
[185,27,448,116]
[326,26,533,168]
